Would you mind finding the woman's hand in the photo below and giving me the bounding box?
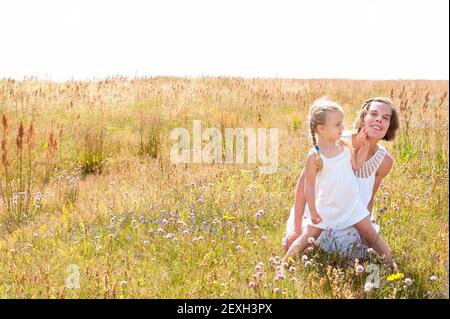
[284,231,302,253]
[354,126,369,150]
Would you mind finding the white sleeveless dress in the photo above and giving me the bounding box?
[284,131,387,259]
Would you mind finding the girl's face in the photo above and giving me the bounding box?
[363,102,392,140]
[318,110,344,141]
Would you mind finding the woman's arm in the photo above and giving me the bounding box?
[351,127,370,171]
[368,153,393,213]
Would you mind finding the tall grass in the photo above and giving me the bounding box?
[0,77,447,298]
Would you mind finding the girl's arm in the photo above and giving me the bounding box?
[293,168,306,234]
[284,168,307,252]
[368,154,393,213]
[304,152,319,218]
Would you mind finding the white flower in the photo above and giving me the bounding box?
[430,275,437,281]
[355,265,364,274]
[404,278,413,286]
[364,282,374,292]
[307,237,315,244]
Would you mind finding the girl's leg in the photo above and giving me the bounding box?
[354,216,397,270]
[284,225,322,263]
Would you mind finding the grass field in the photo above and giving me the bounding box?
[0,77,448,298]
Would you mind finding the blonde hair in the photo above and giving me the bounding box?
[308,98,344,172]
[354,97,400,141]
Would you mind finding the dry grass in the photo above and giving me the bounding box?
[0,76,448,298]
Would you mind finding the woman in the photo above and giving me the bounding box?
[283,97,400,259]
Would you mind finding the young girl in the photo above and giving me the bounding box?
[284,98,396,268]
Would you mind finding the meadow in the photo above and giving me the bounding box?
[0,76,448,298]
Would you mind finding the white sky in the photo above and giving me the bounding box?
[0,0,448,81]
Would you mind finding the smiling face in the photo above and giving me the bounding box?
[363,102,393,140]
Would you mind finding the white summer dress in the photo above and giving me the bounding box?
[284,131,386,259]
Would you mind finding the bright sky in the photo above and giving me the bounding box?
[0,0,448,81]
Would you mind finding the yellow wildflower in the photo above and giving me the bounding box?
[387,272,405,281]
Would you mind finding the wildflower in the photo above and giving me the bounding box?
[367,248,374,254]
[301,255,308,262]
[289,266,296,273]
[364,282,374,292]
[182,230,189,236]
[387,272,405,281]
[275,272,285,281]
[248,281,257,288]
[430,275,437,281]
[156,228,164,234]
[143,240,149,246]
[119,280,127,287]
[273,288,280,293]
[246,230,251,235]
[288,256,295,264]
[33,232,38,238]
[304,261,312,267]
[261,235,267,240]
[404,278,413,286]
[255,265,262,272]
[236,245,242,251]
[252,241,257,245]
[307,237,315,244]
[355,265,364,274]
[306,246,314,253]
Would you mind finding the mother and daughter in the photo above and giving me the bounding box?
[283,97,400,270]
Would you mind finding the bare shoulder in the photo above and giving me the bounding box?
[305,151,317,162]
[377,151,394,177]
[304,151,319,171]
